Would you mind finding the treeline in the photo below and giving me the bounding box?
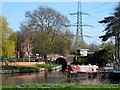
[1,5,119,62]
[16,6,74,57]
[75,43,115,67]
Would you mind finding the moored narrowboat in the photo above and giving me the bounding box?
[109,67,120,78]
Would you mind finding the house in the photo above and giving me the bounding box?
[79,49,89,56]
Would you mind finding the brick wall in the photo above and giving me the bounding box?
[0,62,45,66]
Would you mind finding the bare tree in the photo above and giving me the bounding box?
[17,6,73,56]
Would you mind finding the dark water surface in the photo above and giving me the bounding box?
[1,71,120,86]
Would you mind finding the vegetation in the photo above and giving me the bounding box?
[0,64,58,70]
[0,65,32,70]
[0,16,17,58]
[32,64,58,68]
[72,42,114,66]
[2,58,44,62]
[86,42,114,66]
[0,5,118,66]
[99,6,120,41]
[99,5,120,60]
[2,84,119,89]
[86,49,113,67]
[16,6,74,57]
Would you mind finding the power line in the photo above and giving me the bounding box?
[89,8,114,15]
[69,2,115,45]
[84,2,112,12]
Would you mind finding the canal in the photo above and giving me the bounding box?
[1,71,120,86]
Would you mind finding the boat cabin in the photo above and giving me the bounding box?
[66,64,99,73]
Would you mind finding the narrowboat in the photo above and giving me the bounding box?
[109,67,120,78]
[64,64,99,75]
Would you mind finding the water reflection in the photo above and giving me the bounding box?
[2,71,66,86]
[1,71,120,86]
[67,73,110,84]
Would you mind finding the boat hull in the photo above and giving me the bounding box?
[109,67,120,79]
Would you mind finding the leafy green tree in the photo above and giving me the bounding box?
[1,16,17,58]
[0,16,2,57]
[101,42,115,57]
[86,49,107,67]
[51,31,73,55]
[86,42,114,67]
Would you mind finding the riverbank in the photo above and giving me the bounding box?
[1,84,119,90]
[0,64,61,74]
[0,62,45,66]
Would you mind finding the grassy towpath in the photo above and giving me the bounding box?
[1,84,119,90]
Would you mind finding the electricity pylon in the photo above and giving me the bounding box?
[69,2,92,48]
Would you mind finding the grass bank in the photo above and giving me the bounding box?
[0,64,59,70]
[2,58,44,62]
[1,84,119,90]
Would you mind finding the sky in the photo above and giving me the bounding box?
[1,1,119,45]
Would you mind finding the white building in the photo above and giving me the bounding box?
[80,49,89,56]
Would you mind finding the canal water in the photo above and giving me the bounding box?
[1,71,120,86]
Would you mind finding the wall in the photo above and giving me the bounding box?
[0,62,45,66]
